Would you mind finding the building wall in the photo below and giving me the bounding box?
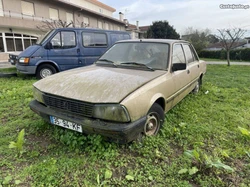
[67,0,114,17]
[0,0,125,52]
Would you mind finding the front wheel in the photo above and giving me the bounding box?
[144,103,165,136]
[36,64,57,79]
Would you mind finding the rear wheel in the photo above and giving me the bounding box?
[192,78,201,94]
[144,103,165,136]
[36,64,57,79]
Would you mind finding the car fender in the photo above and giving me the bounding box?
[149,93,166,111]
[35,60,60,72]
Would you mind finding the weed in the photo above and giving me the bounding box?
[9,129,25,157]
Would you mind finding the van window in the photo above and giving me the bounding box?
[82,32,107,47]
[51,31,76,49]
[110,33,130,44]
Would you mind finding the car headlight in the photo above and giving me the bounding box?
[19,57,30,64]
[33,87,44,104]
[93,104,130,122]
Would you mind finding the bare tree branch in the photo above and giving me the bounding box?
[36,19,75,33]
[217,28,246,66]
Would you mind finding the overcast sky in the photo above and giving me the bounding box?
[99,0,250,36]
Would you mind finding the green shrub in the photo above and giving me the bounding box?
[199,48,250,61]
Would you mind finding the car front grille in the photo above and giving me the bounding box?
[43,94,94,117]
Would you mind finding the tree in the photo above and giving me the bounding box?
[183,27,211,54]
[36,19,74,32]
[217,28,246,66]
[146,21,180,39]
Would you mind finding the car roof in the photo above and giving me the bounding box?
[116,39,189,45]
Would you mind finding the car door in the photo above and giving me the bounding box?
[182,44,200,85]
[171,43,191,106]
[47,30,79,71]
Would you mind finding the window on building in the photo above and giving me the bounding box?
[21,1,34,16]
[0,0,4,16]
[109,24,113,30]
[117,26,121,31]
[6,38,15,51]
[82,32,107,47]
[98,21,103,29]
[24,39,31,49]
[0,36,3,52]
[83,17,89,26]
[66,12,73,25]
[105,23,109,30]
[15,38,23,51]
[49,8,59,20]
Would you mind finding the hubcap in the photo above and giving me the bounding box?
[144,113,158,136]
[41,69,52,78]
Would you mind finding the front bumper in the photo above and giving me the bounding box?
[16,63,36,74]
[29,100,146,144]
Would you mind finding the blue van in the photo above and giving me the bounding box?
[14,28,130,79]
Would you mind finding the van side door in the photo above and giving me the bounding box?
[80,32,108,66]
[47,31,79,71]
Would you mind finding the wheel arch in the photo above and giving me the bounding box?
[149,94,165,112]
[36,61,60,73]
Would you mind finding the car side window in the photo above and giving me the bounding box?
[50,31,76,49]
[172,44,185,64]
[183,44,195,63]
[190,45,199,61]
[82,32,107,47]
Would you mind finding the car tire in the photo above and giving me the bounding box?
[143,103,165,136]
[36,64,57,79]
[192,78,201,94]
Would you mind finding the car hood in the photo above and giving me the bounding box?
[18,45,40,57]
[34,65,166,103]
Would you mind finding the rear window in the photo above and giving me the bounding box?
[82,32,107,47]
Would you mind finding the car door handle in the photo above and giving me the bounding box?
[187,70,190,74]
[198,64,200,68]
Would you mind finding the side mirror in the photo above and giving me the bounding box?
[172,63,186,71]
[45,42,52,50]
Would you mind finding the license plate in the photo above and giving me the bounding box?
[50,116,82,133]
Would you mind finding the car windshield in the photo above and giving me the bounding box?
[97,42,169,70]
[36,29,56,45]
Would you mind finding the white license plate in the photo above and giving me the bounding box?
[50,116,82,133]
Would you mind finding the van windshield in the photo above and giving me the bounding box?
[36,29,56,45]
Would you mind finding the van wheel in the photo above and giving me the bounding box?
[144,103,164,136]
[36,64,57,79]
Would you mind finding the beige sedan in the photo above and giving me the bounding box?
[30,39,206,143]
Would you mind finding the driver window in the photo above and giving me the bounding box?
[51,32,61,49]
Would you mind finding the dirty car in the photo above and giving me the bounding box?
[29,39,206,143]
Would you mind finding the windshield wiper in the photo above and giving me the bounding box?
[97,59,117,67]
[120,62,154,71]
[97,58,117,66]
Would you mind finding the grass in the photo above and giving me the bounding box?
[0,65,250,186]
